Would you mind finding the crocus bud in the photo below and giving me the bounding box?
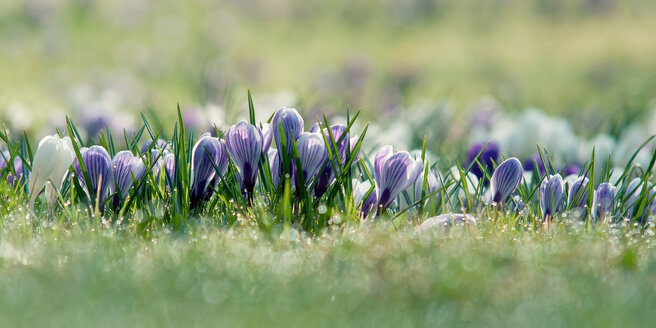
[271,107,304,158]
[260,123,272,154]
[466,141,499,184]
[353,179,379,218]
[540,174,564,220]
[567,176,590,209]
[295,132,328,187]
[489,157,523,204]
[112,151,146,199]
[225,121,263,196]
[267,149,281,188]
[163,153,176,187]
[314,124,350,197]
[190,134,228,206]
[80,145,114,205]
[374,145,423,211]
[28,134,75,207]
[592,182,616,221]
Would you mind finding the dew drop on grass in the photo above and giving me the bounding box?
[318,204,327,214]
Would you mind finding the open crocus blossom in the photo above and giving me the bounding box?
[226,121,264,197]
[540,174,564,220]
[374,145,423,211]
[489,157,523,204]
[353,179,379,217]
[567,176,590,209]
[272,107,304,158]
[80,146,114,205]
[28,134,76,207]
[592,182,616,221]
[190,134,228,206]
[295,132,328,187]
[112,151,146,199]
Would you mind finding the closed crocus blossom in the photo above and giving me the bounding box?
[413,168,442,204]
[295,132,328,187]
[112,151,146,199]
[353,179,379,218]
[1,151,26,186]
[374,145,423,211]
[80,146,114,204]
[313,124,350,197]
[540,174,564,220]
[28,134,76,207]
[489,157,523,204]
[271,107,304,157]
[226,121,263,198]
[163,153,176,187]
[592,182,616,221]
[260,123,273,154]
[190,134,228,206]
[567,176,590,209]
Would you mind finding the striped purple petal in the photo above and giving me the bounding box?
[112,150,146,198]
[226,121,263,193]
[191,134,228,205]
[374,146,423,210]
[540,174,564,220]
[82,145,114,204]
[271,107,304,157]
[295,132,327,186]
[268,149,281,188]
[567,176,590,209]
[490,157,523,203]
[592,182,616,221]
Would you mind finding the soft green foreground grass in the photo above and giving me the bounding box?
[1,211,655,327]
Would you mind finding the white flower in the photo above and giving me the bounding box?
[28,134,76,208]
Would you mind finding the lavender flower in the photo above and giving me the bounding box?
[489,157,523,204]
[466,141,499,184]
[268,149,281,188]
[190,134,228,206]
[261,123,273,154]
[163,153,176,187]
[313,124,350,197]
[271,107,304,158]
[1,151,26,186]
[374,145,423,211]
[80,145,114,205]
[567,176,590,209]
[592,182,616,221]
[540,174,564,220]
[294,132,328,187]
[226,121,264,198]
[112,151,146,199]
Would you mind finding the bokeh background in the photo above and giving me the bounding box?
[1,0,655,162]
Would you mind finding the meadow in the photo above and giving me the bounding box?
[1,0,656,327]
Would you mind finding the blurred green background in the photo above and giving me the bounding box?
[1,0,655,133]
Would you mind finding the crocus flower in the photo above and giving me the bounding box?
[374,145,423,211]
[466,141,499,184]
[268,149,281,188]
[592,182,616,221]
[313,124,350,197]
[260,123,273,154]
[540,174,564,220]
[112,151,146,199]
[163,153,176,187]
[413,168,442,204]
[353,179,379,218]
[1,151,26,186]
[294,132,328,187]
[28,134,76,207]
[79,145,114,205]
[567,176,589,209]
[271,107,304,158]
[190,134,228,206]
[523,154,547,175]
[225,121,264,197]
[489,157,523,204]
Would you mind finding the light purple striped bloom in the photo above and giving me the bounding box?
[540,174,564,220]
[489,157,523,203]
[226,121,264,195]
[295,132,328,187]
[79,145,114,204]
[268,149,281,188]
[414,168,442,204]
[567,176,590,209]
[261,123,273,154]
[112,150,146,199]
[1,151,26,186]
[592,182,616,221]
[271,107,303,158]
[312,124,350,197]
[354,180,379,218]
[374,145,423,211]
[163,153,176,187]
[190,134,228,206]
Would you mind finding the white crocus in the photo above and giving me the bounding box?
[28,134,76,207]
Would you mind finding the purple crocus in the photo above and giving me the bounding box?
[294,132,328,188]
[163,153,176,187]
[354,179,379,218]
[1,151,26,186]
[592,182,616,221]
[540,174,564,220]
[489,157,523,204]
[112,150,146,199]
[567,176,590,209]
[261,123,273,154]
[190,134,228,206]
[312,124,350,197]
[374,145,423,212]
[523,154,547,175]
[225,121,264,199]
[268,149,281,188]
[79,145,114,204]
[271,107,304,158]
[466,141,499,184]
